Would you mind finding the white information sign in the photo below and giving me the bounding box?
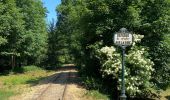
[114,32,133,46]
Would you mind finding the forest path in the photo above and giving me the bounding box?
[10,65,90,100]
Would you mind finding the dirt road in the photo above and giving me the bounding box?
[10,66,88,100]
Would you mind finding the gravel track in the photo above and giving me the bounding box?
[20,69,72,100]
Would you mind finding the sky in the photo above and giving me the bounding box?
[42,0,61,22]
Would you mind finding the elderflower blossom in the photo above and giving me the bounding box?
[100,46,116,59]
[132,34,144,46]
[96,34,154,96]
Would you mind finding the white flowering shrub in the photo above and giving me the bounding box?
[96,34,154,96]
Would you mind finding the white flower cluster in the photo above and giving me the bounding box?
[96,34,154,96]
[126,77,141,95]
[127,48,154,72]
[100,46,116,59]
[132,34,144,46]
[99,46,121,76]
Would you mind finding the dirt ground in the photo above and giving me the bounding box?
[9,67,92,100]
[63,69,94,100]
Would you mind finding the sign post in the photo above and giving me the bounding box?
[113,28,133,100]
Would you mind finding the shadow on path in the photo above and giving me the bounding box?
[25,66,80,86]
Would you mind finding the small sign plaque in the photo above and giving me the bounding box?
[114,28,133,46]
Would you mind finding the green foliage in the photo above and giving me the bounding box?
[16,0,48,64]
[46,19,58,66]
[0,66,49,85]
[0,0,25,55]
[56,0,87,65]
[151,34,170,89]
[13,65,42,73]
[57,0,170,99]
[97,34,154,96]
[85,90,110,100]
[0,90,15,100]
[0,36,7,46]
[82,76,102,90]
[0,0,48,70]
[0,65,55,99]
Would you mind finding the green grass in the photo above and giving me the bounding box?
[0,65,56,100]
[22,65,42,72]
[0,90,15,100]
[12,65,42,73]
[86,90,110,100]
[86,89,170,100]
[1,66,46,85]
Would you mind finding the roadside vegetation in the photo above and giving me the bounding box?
[85,90,110,100]
[56,0,170,99]
[0,66,55,99]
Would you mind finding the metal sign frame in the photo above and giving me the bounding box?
[113,28,133,100]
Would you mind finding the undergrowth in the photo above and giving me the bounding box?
[0,65,55,99]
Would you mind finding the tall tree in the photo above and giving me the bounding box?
[0,0,25,70]
[0,0,48,71]
[56,0,87,64]
[46,19,58,66]
[16,0,48,65]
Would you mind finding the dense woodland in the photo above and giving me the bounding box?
[0,0,170,99]
[0,0,47,70]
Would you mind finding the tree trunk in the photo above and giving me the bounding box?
[11,55,14,70]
